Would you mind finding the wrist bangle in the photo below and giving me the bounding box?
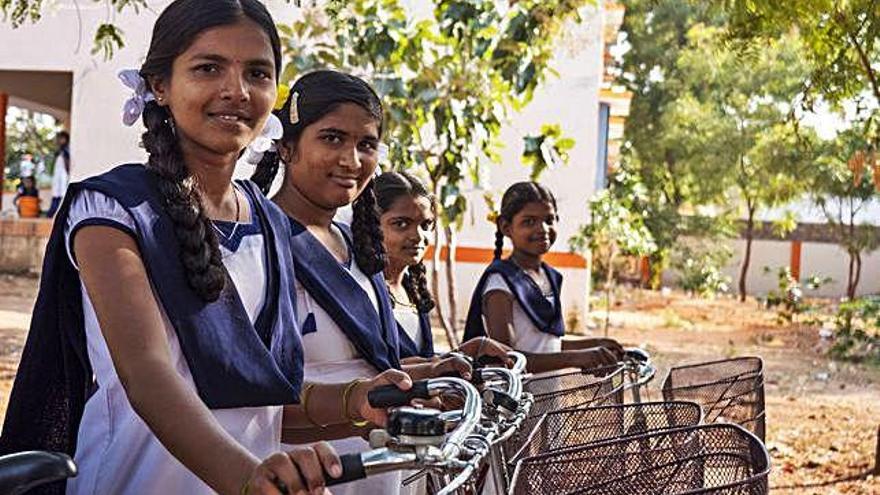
[301,383,328,429]
[342,379,370,427]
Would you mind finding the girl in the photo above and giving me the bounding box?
[376,171,436,360]
[375,170,512,364]
[1,3,409,494]
[464,181,623,374]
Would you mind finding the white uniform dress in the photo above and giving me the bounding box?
[64,188,283,495]
[393,303,423,351]
[482,270,562,353]
[290,223,404,495]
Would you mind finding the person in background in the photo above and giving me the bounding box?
[47,131,70,218]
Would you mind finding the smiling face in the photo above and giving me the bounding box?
[380,194,435,268]
[280,102,381,209]
[150,18,277,161]
[500,200,558,257]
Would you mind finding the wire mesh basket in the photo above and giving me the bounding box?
[509,401,704,467]
[509,423,770,495]
[507,367,626,457]
[662,357,765,441]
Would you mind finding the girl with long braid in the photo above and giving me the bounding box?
[463,181,625,374]
[0,3,414,494]
[375,170,513,364]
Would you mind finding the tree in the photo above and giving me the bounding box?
[570,171,656,334]
[722,0,880,146]
[3,108,61,187]
[281,0,594,344]
[616,0,730,286]
[812,130,880,299]
[656,24,813,301]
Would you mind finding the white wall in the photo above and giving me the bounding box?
[679,238,880,299]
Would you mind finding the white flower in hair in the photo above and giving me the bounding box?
[240,114,284,166]
[118,69,155,126]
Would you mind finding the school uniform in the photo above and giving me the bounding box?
[463,258,565,353]
[394,295,435,359]
[286,219,403,495]
[0,164,303,495]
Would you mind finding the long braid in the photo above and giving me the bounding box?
[402,261,435,313]
[493,229,504,259]
[142,102,226,301]
[251,149,280,195]
[351,180,386,275]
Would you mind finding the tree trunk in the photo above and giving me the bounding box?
[443,224,460,346]
[738,206,756,302]
[429,182,457,349]
[604,247,617,337]
[874,424,880,476]
[847,251,862,299]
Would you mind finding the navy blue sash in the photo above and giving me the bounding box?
[463,258,564,341]
[397,310,435,359]
[1,164,303,463]
[288,219,401,371]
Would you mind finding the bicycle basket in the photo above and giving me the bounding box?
[510,401,703,466]
[510,423,770,495]
[662,357,765,441]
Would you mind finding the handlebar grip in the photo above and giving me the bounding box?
[624,348,650,363]
[475,355,506,369]
[324,453,366,487]
[367,380,431,408]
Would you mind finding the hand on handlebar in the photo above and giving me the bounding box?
[244,442,341,495]
[579,347,619,372]
[348,370,413,427]
[591,338,625,360]
[457,337,514,367]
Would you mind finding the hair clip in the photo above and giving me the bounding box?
[289,91,300,125]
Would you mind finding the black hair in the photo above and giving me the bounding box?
[56,131,70,142]
[140,0,281,301]
[494,181,559,259]
[375,171,435,313]
[252,70,386,275]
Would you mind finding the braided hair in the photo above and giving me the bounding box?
[140,0,282,301]
[375,171,436,313]
[252,70,386,275]
[494,181,559,259]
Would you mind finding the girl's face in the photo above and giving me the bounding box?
[151,19,276,161]
[380,194,435,267]
[281,103,380,209]
[501,201,558,257]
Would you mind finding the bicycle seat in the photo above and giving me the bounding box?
[0,451,77,495]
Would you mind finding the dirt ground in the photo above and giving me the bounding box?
[0,275,878,493]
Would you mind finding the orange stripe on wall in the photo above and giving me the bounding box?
[424,245,587,269]
[790,240,802,281]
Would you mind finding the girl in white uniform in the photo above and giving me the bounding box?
[463,182,624,374]
[0,4,414,494]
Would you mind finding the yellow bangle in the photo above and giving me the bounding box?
[300,383,328,429]
[342,379,370,427]
[240,479,250,495]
